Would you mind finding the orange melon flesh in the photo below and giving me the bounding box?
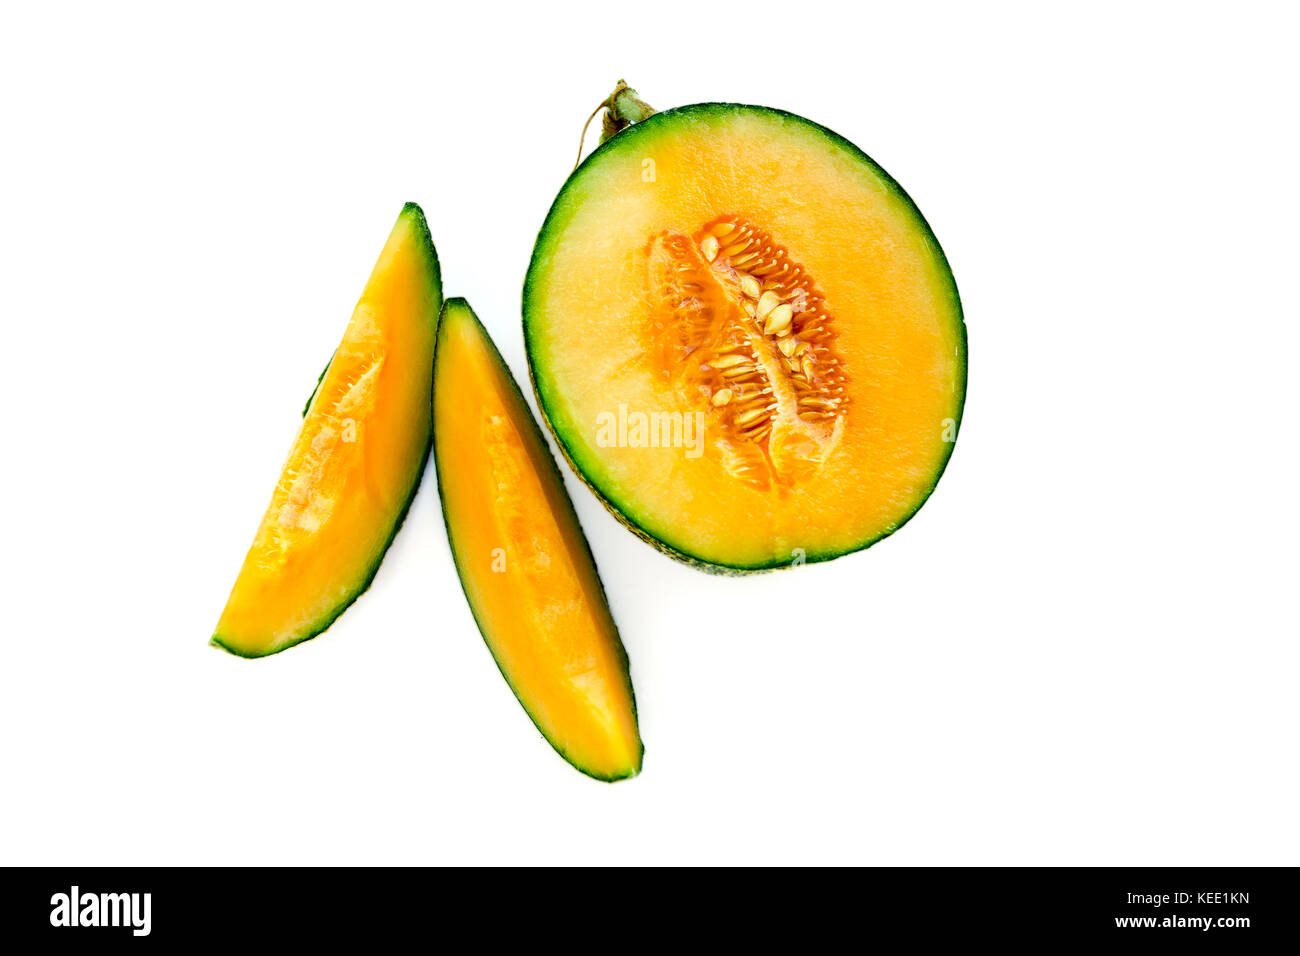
[433,299,642,780]
[524,105,966,570]
[213,204,441,657]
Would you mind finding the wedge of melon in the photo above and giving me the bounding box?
[524,93,966,571]
[433,299,642,781]
[212,203,442,657]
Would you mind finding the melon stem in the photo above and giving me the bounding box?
[599,80,657,142]
[576,81,658,168]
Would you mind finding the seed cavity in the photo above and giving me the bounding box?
[645,216,850,489]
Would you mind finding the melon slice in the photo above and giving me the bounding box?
[213,203,442,656]
[434,299,642,781]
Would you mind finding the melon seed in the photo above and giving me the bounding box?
[710,353,750,369]
[764,303,793,334]
[755,291,782,319]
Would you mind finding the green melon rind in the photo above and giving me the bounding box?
[302,351,336,417]
[522,103,967,573]
[212,202,442,658]
[432,297,643,781]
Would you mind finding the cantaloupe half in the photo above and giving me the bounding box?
[524,96,966,571]
[212,203,442,657]
[433,299,642,781]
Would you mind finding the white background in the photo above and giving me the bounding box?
[1,2,1296,866]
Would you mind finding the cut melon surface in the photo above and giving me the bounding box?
[213,203,442,657]
[524,104,966,571]
[434,298,642,781]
